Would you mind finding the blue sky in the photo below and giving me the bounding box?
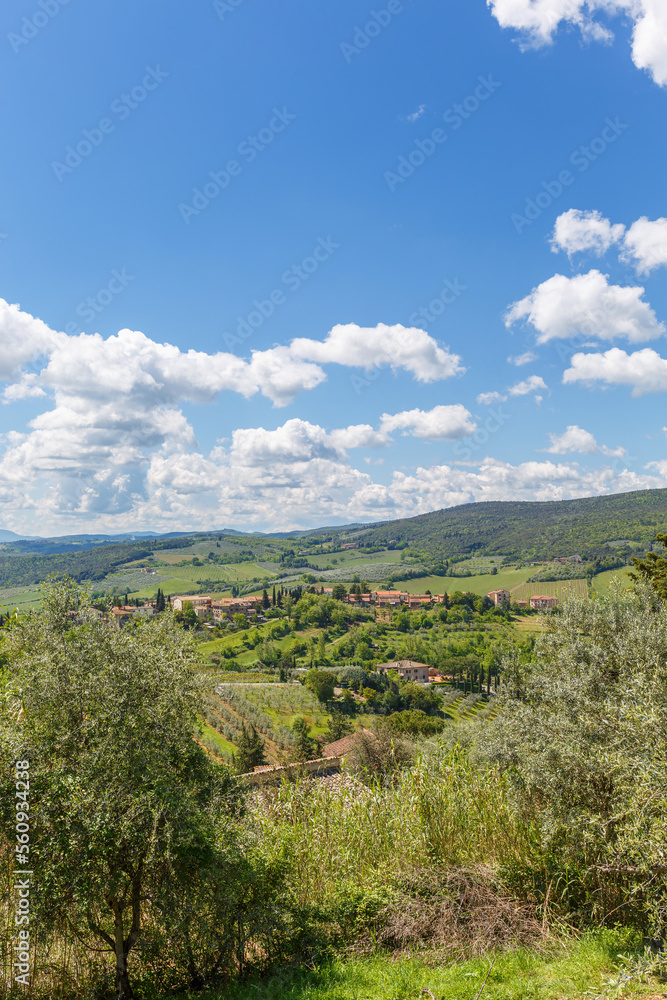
[1,0,666,534]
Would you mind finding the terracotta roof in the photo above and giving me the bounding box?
[322,729,376,758]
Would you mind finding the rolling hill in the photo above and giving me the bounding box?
[352,489,667,563]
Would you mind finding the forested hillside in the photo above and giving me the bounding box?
[355,489,667,562]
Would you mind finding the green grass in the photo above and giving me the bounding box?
[199,929,650,1000]
[199,722,236,755]
[393,566,535,597]
[593,566,633,597]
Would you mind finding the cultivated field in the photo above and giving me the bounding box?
[393,566,535,597]
[510,578,589,601]
[592,567,633,596]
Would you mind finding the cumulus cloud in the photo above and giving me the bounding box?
[508,374,547,396]
[380,404,477,440]
[507,350,537,366]
[487,0,667,87]
[2,374,48,403]
[544,424,625,456]
[387,456,665,514]
[289,323,465,383]
[0,300,471,519]
[621,216,667,274]
[549,210,667,276]
[563,347,667,395]
[0,299,63,381]
[477,375,546,406]
[505,270,665,344]
[477,391,507,405]
[550,209,625,257]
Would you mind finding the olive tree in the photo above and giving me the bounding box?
[0,579,243,997]
[477,584,667,929]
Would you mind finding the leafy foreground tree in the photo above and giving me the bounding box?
[477,583,667,931]
[0,579,258,998]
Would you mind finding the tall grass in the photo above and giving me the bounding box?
[251,747,540,908]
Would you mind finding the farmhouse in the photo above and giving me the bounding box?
[376,659,431,683]
[170,595,212,612]
[372,590,409,607]
[322,729,377,758]
[529,595,558,610]
[211,597,260,619]
[487,589,510,605]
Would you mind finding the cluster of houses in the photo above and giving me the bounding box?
[487,589,558,610]
[107,593,262,628]
[169,594,261,619]
[322,589,447,608]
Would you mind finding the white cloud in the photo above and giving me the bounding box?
[477,375,546,406]
[544,424,625,456]
[509,374,547,396]
[2,373,48,403]
[621,216,667,274]
[231,419,344,466]
[550,209,625,257]
[329,424,391,449]
[405,104,426,122]
[380,404,477,440]
[477,391,507,405]
[0,301,471,520]
[563,347,667,395]
[0,299,63,381]
[505,270,665,344]
[507,350,537,366]
[487,0,667,87]
[289,323,465,383]
[387,456,665,514]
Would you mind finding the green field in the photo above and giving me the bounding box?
[0,587,42,612]
[393,566,535,597]
[305,548,405,570]
[151,562,275,583]
[511,578,589,601]
[199,721,236,756]
[592,566,633,596]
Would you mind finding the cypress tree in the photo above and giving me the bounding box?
[234,724,267,774]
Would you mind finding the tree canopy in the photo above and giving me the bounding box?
[0,578,243,997]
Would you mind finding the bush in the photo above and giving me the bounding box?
[477,584,667,929]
